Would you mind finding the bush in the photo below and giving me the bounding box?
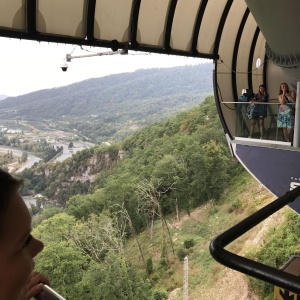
[146,256,153,275]
[177,248,186,261]
[228,199,242,213]
[153,290,168,300]
[159,257,167,268]
[209,207,219,215]
[246,211,300,298]
[184,239,195,249]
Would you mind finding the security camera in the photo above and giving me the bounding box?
[61,61,68,72]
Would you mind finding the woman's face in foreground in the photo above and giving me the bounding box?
[0,192,44,300]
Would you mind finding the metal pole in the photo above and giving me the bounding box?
[210,186,300,294]
[66,49,126,61]
[293,81,300,147]
[183,256,188,300]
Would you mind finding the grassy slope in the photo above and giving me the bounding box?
[124,167,290,300]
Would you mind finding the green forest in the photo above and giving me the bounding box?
[19,96,299,299]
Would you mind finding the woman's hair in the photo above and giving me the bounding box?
[257,84,267,97]
[279,82,289,94]
[0,169,23,219]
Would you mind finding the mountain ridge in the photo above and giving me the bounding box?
[0,63,213,143]
[0,63,213,120]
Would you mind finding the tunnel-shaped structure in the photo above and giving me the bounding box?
[1,0,300,210]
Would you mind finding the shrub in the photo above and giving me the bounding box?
[146,256,153,275]
[228,199,242,213]
[209,206,219,215]
[177,248,186,261]
[184,239,195,249]
[153,290,168,300]
[159,257,167,268]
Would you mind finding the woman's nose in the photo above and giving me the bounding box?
[30,237,44,258]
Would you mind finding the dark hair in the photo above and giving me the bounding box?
[257,84,267,97]
[279,82,289,94]
[0,169,23,220]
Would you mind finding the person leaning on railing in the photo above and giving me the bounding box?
[248,84,269,139]
[277,82,296,142]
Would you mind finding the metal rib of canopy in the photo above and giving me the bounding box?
[0,0,248,58]
[0,0,271,138]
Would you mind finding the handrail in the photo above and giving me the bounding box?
[209,186,300,294]
[220,102,294,105]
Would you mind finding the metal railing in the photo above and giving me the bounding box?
[209,185,300,294]
[222,101,295,142]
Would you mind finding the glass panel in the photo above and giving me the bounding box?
[235,102,286,141]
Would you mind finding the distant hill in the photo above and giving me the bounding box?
[0,95,8,101]
[0,63,213,142]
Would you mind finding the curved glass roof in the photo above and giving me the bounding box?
[0,1,260,59]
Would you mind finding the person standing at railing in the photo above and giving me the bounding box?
[248,84,269,139]
[277,82,296,142]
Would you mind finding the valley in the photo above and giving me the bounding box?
[0,118,95,173]
[0,65,286,299]
[0,63,213,144]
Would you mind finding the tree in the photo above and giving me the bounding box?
[32,206,63,227]
[21,151,28,163]
[113,202,146,266]
[32,213,76,243]
[151,153,189,217]
[67,189,104,220]
[35,241,88,299]
[136,179,175,262]
[33,213,87,299]
[200,140,230,201]
[68,214,125,263]
[79,253,153,300]
[29,202,42,216]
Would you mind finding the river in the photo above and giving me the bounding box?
[23,196,37,208]
[0,140,95,172]
[51,141,95,162]
[14,140,94,207]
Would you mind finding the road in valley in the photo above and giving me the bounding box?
[0,146,42,173]
[0,140,95,172]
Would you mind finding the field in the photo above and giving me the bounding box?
[0,119,30,132]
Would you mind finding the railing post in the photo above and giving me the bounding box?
[293,81,300,147]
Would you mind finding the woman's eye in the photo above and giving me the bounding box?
[23,234,33,248]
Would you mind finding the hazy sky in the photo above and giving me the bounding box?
[0,37,209,97]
